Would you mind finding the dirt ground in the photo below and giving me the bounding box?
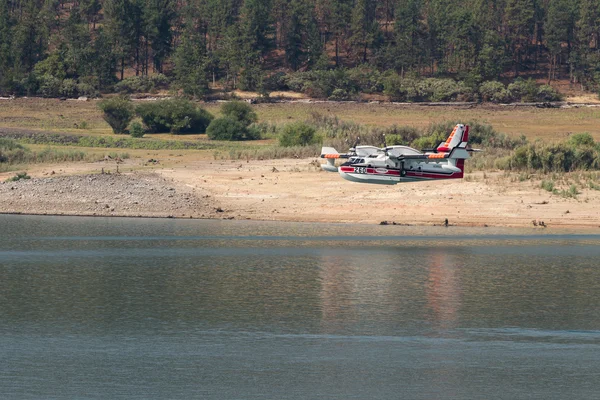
[2,154,599,230]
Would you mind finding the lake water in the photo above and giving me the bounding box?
[1,215,599,399]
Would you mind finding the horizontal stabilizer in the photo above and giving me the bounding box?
[320,147,339,158]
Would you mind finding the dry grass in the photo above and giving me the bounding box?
[3,98,600,142]
[201,102,600,141]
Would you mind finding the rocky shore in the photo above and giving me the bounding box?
[0,172,219,219]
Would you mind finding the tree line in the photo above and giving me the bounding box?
[0,0,599,98]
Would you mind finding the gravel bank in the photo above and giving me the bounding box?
[0,172,219,219]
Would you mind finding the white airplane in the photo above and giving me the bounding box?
[320,124,476,185]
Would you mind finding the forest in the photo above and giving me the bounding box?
[0,0,599,100]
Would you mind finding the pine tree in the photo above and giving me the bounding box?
[0,0,13,92]
[349,0,378,63]
[546,0,577,81]
[504,0,535,76]
[285,0,323,70]
[173,15,209,97]
[143,0,176,73]
[574,0,600,86]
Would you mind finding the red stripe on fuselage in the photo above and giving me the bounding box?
[405,171,463,179]
[341,166,463,179]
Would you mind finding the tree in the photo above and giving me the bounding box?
[11,0,50,78]
[574,0,600,87]
[104,0,144,79]
[173,19,209,97]
[285,0,323,70]
[349,0,378,63]
[546,0,577,81]
[143,0,176,73]
[0,0,13,92]
[504,0,535,76]
[62,5,95,78]
[385,0,426,73]
[93,28,118,90]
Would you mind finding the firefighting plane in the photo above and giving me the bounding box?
[320,124,477,185]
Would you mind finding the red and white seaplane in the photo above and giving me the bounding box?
[320,124,475,185]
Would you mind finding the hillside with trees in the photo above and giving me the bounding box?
[0,0,599,100]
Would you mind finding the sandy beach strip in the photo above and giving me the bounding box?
[1,158,600,230]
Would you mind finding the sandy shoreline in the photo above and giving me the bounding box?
[1,157,600,230]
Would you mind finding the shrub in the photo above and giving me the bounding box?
[479,81,508,103]
[283,69,360,99]
[59,79,78,98]
[33,53,67,80]
[0,138,28,164]
[568,132,595,147]
[136,98,213,134]
[346,66,383,93]
[410,131,447,150]
[279,122,322,147]
[129,121,145,138]
[220,101,258,126]
[419,78,462,102]
[5,172,31,182]
[328,88,352,101]
[541,180,555,192]
[38,74,62,98]
[76,83,99,98]
[149,73,170,89]
[98,96,135,134]
[264,72,289,91]
[537,84,562,102]
[114,75,168,94]
[206,117,248,141]
[380,125,421,145]
[383,73,408,101]
[508,78,538,102]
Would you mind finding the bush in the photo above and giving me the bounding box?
[419,78,462,102]
[129,122,145,138]
[114,74,169,94]
[379,125,421,145]
[38,74,62,98]
[506,140,600,172]
[568,132,595,147]
[279,122,322,147]
[5,172,31,182]
[59,79,78,98]
[479,81,509,103]
[264,72,289,91]
[347,66,384,93]
[508,78,538,102]
[328,88,352,101]
[220,101,258,126]
[383,73,408,101]
[283,69,360,99]
[76,83,98,98]
[537,84,562,102]
[206,117,248,141]
[136,98,213,134]
[0,138,28,164]
[98,96,135,134]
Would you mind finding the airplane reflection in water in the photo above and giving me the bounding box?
[317,249,463,334]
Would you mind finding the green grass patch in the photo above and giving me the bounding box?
[5,171,31,182]
[541,180,555,192]
[0,131,221,151]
